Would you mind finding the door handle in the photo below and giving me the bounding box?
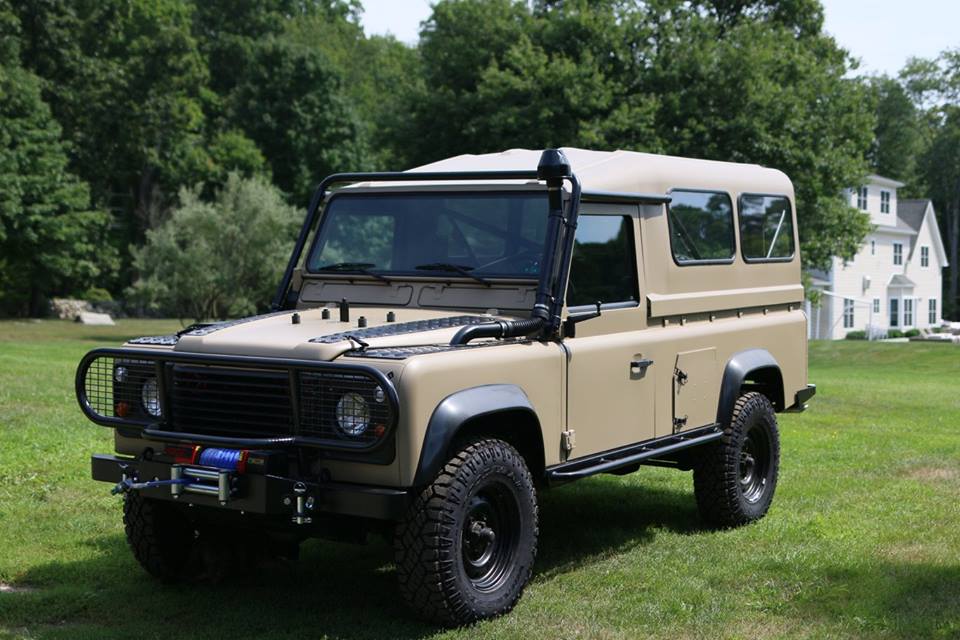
[630,358,654,372]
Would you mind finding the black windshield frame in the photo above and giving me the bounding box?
[304,190,550,281]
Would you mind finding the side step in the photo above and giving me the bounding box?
[546,424,723,482]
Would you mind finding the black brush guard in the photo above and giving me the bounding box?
[75,347,399,452]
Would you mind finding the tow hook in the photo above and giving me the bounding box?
[291,482,314,525]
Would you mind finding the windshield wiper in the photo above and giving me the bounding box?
[315,262,392,285]
[415,262,491,286]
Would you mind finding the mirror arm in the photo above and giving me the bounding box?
[562,301,602,338]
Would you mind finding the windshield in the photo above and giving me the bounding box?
[306,192,549,279]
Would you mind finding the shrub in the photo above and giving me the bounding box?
[904,329,921,338]
[887,329,904,338]
[128,174,300,320]
[83,287,113,303]
[845,330,867,340]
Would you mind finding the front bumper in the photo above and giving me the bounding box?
[92,454,409,522]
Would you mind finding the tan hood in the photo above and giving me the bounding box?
[169,307,501,360]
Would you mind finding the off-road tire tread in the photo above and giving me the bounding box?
[123,492,192,582]
[693,391,779,528]
[394,438,538,626]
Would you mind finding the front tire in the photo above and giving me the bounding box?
[693,392,780,528]
[394,439,538,626]
[123,492,197,581]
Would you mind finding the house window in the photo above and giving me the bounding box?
[873,298,880,314]
[903,298,914,326]
[889,298,899,327]
[893,243,903,265]
[870,240,876,255]
[929,298,937,324]
[880,190,891,213]
[921,246,930,267]
[857,186,868,210]
[843,298,855,329]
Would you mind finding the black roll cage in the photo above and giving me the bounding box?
[270,162,582,339]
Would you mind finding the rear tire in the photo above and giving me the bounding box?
[693,392,780,528]
[394,439,538,626]
[123,492,196,581]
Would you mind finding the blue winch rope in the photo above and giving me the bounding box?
[198,447,243,471]
[111,478,188,495]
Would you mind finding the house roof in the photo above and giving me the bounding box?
[889,274,916,287]
[895,198,949,267]
[897,199,929,232]
[867,174,906,188]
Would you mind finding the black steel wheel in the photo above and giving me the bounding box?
[395,439,538,626]
[693,392,780,528]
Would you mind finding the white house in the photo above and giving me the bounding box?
[807,175,948,340]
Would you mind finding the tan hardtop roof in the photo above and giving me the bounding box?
[404,147,794,199]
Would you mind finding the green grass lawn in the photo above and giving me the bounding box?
[1,320,958,639]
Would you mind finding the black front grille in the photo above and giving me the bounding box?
[77,348,398,451]
[170,365,293,437]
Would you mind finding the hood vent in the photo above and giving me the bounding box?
[309,315,489,344]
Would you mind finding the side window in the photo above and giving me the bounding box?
[667,190,735,264]
[738,194,795,261]
[567,215,638,308]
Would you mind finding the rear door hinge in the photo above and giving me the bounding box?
[561,429,576,454]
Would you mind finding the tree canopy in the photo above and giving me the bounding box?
[4,0,956,318]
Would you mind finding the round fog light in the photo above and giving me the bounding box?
[336,392,370,436]
[374,385,385,403]
[114,365,129,383]
[141,377,161,417]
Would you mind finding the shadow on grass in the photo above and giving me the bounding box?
[2,480,696,639]
[789,563,960,639]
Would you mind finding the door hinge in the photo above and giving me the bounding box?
[561,429,576,453]
[674,368,688,385]
[673,415,688,431]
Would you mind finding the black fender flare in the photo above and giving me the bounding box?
[716,349,784,426]
[412,384,541,487]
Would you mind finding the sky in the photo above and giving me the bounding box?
[359,0,960,77]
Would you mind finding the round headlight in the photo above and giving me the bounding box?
[141,377,161,417]
[336,392,370,436]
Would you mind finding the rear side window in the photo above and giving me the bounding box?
[739,194,794,261]
[667,190,735,264]
[567,215,638,307]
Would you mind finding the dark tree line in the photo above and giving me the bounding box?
[0,0,953,318]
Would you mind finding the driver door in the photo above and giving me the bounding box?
[562,204,656,459]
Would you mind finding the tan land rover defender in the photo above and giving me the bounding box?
[76,148,815,625]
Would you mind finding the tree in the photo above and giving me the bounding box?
[407,0,875,269]
[128,175,300,320]
[229,37,370,204]
[13,0,211,229]
[868,76,922,186]
[0,11,116,315]
[902,50,960,319]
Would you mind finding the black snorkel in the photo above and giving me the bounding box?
[449,149,580,345]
